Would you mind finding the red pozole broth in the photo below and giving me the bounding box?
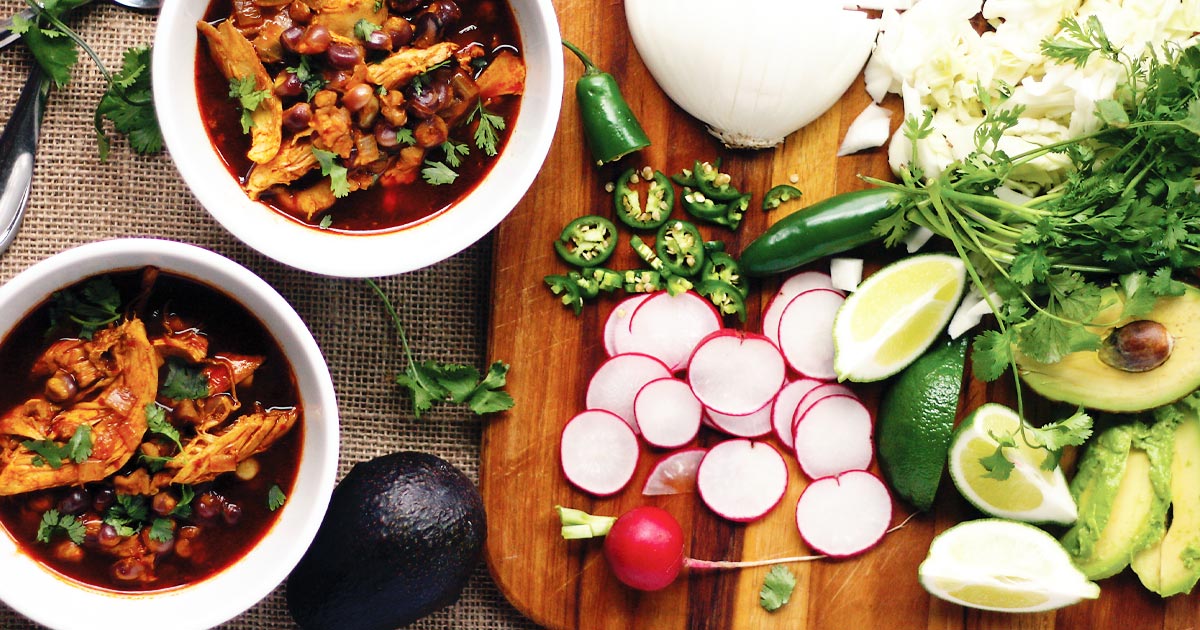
[196,0,525,232]
[0,269,302,592]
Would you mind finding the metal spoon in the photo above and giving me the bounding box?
[0,0,165,50]
[0,0,162,256]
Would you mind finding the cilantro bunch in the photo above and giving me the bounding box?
[13,1,161,158]
[874,20,1200,381]
[366,279,514,419]
[867,17,1200,465]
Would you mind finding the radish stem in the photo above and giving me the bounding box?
[684,555,825,570]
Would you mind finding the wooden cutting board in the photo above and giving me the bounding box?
[480,1,1200,627]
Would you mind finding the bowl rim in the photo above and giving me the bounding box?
[0,238,339,630]
[153,0,564,278]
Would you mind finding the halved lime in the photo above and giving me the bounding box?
[832,254,966,382]
[948,403,1077,525]
[919,519,1101,613]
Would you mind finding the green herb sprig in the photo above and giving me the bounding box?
[865,17,1200,473]
[366,279,514,419]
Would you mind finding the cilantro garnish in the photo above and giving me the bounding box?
[286,55,327,102]
[395,128,416,146]
[171,485,195,519]
[267,484,287,511]
[145,403,184,452]
[313,147,351,198]
[160,357,210,400]
[319,214,334,229]
[421,160,459,186]
[469,101,506,157]
[104,494,149,537]
[36,509,85,545]
[23,424,92,469]
[95,46,162,160]
[759,566,796,612]
[354,19,382,41]
[440,140,469,168]
[867,19,1200,473]
[48,275,121,339]
[229,76,272,134]
[366,279,514,419]
[148,517,174,543]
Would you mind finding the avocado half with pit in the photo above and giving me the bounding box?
[1018,286,1200,412]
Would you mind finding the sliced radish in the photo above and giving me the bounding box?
[795,470,892,557]
[772,378,823,449]
[792,395,873,479]
[777,288,845,380]
[560,410,640,496]
[604,294,652,356]
[789,382,858,448]
[642,448,708,496]
[586,353,673,433]
[706,402,774,438]
[762,271,838,348]
[697,440,788,522]
[634,378,703,449]
[619,291,722,371]
[687,331,786,416]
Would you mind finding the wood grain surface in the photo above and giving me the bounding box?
[481,1,1200,627]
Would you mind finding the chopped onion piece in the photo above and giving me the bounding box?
[830,258,864,292]
[838,104,893,157]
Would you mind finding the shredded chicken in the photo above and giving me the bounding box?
[0,320,158,495]
[197,20,283,164]
[366,41,459,91]
[245,137,320,199]
[311,0,386,37]
[166,406,299,485]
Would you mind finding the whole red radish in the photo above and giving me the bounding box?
[560,505,828,592]
[603,506,685,591]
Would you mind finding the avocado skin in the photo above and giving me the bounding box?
[287,452,487,630]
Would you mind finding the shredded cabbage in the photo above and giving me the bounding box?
[867,0,1200,189]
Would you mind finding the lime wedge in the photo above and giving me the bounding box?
[948,403,1077,525]
[919,519,1100,613]
[832,254,965,382]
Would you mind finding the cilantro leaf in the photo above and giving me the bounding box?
[48,275,122,339]
[95,46,162,160]
[23,424,91,469]
[160,357,210,400]
[228,76,271,134]
[171,485,195,518]
[313,148,351,198]
[970,329,1013,383]
[469,102,506,157]
[104,494,149,536]
[1026,409,1093,453]
[421,160,459,186]
[148,517,174,543]
[759,566,797,612]
[286,55,327,102]
[14,12,78,88]
[440,140,469,168]
[368,280,515,419]
[267,484,287,511]
[395,128,416,146]
[65,424,92,464]
[979,444,1015,481]
[354,19,381,41]
[37,509,85,545]
[145,403,184,452]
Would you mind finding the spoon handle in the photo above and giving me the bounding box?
[0,64,50,256]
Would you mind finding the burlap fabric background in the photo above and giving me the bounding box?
[0,3,539,628]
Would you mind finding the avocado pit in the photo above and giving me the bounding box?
[1098,320,1173,373]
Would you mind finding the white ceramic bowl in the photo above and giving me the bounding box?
[0,238,339,630]
[153,1,563,278]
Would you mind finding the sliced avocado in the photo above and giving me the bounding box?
[287,452,487,630]
[1132,412,1200,596]
[1062,421,1172,580]
[1019,286,1200,412]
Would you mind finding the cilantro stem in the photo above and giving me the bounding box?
[24,0,112,84]
[365,278,418,376]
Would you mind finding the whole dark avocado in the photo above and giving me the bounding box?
[287,451,487,630]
